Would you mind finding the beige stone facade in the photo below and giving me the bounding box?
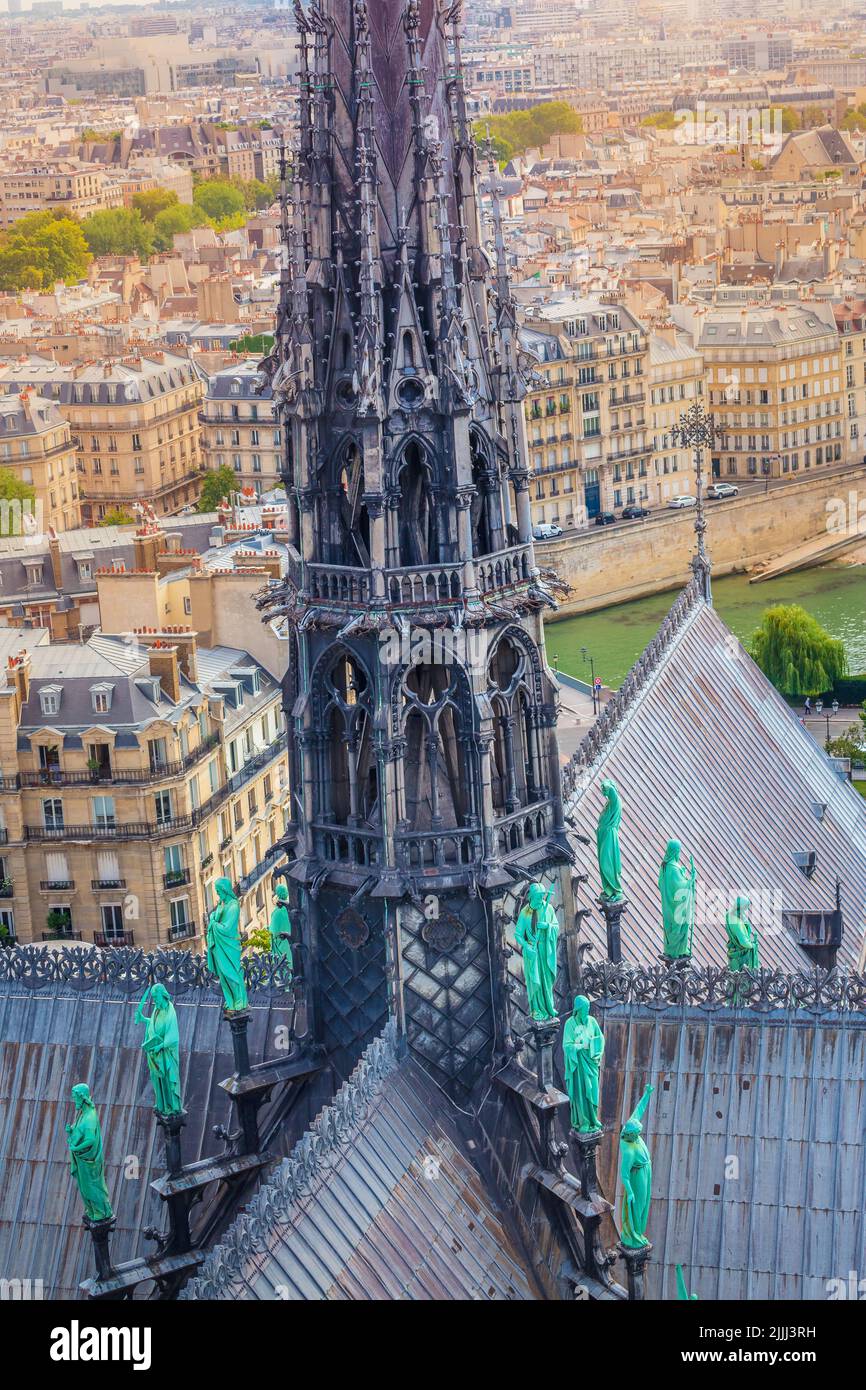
[0,163,124,227]
[0,390,80,533]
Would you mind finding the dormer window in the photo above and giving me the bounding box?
[90,684,114,714]
[24,561,43,585]
[39,686,62,717]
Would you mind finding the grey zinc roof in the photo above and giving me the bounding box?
[182,1026,544,1301]
[564,596,866,974]
[0,952,303,1300]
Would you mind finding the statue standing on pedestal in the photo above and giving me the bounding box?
[562,995,605,1132]
[269,881,293,973]
[596,779,624,903]
[618,1083,654,1248]
[65,1083,113,1223]
[725,895,759,972]
[514,882,559,1021]
[135,984,182,1114]
[659,839,696,959]
[207,876,248,1012]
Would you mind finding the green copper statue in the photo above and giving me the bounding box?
[514,882,559,1021]
[65,1083,113,1223]
[135,983,182,1115]
[562,995,605,1132]
[618,1083,654,1249]
[596,779,624,903]
[659,839,696,959]
[676,1264,698,1301]
[269,881,293,972]
[725,895,759,972]
[206,876,248,1012]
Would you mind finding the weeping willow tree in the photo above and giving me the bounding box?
[750,604,846,697]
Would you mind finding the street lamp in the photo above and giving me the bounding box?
[581,645,599,715]
[814,698,840,751]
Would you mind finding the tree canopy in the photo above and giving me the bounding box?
[81,207,155,259]
[0,466,36,505]
[472,101,583,162]
[750,604,847,697]
[197,465,238,513]
[98,506,136,527]
[131,188,179,221]
[193,179,246,223]
[152,202,210,251]
[0,211,91,291]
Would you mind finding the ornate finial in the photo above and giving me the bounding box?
[670,400,717,604]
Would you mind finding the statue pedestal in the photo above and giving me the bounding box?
[529,1015,560,1091]
[569,1127,610,1217]
[598,896,627,963]
[83,1214,116,1282]
[617,1240,653,1301]
[226,1007,252,1076]
[155,1107,187,1179]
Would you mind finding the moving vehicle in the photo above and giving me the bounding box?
[668,494,697,509]
[621,505,650,519]
[706,482,739,499]
[532,522,563,539]
[594,511,618,526]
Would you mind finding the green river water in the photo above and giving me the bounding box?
[545,564,866,690]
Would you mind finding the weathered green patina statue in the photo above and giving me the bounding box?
[206,876,248,1012]
[659,839,696,959]
[269,881,293,972]
[676,1264,698,1300]
[65,1083,113,1223]
[135,983,182,1114]
[562,994,605,1132]
[725,895,759,972]
[596,778,624,902]
[618,1083,654,1248]
[514,882,559,1021]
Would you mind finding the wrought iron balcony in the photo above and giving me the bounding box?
[20,733,221,789]
[236,843,285,897]
[40,880,75,891]
[91,878,127,891]
[168,919,197,943]
[41,931,83,942]
[163,868,191,889]
[94,931,135,948]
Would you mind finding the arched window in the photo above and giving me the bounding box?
[397,440,440,566]
[469,427,503,557]
[487,635,541,815]
[400,663,475,858]
[315,652,378,829]
[329,438,370,566]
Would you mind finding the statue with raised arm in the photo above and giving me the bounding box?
[725,895,759,972]
[65,1083,113,1223]
[562,994,605,1132]
[618,1083,654,1248]
[206,876,248,1012]
[596,778,624,903]
[676,1264,698,1301]
[269,881,293,973]
[514,881,559,1021]
[135,983,182,1115]
[659,839,695,959]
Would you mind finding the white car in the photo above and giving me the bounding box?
[667,495,697,509]
[533,522,563,539]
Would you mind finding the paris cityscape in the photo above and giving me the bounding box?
[0,0,865,1340]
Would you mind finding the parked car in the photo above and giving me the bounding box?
[667,494,697,509]
[706,482,739,499]
[532,522,563,539]
[621,505,650,519]
[594,511,618,526]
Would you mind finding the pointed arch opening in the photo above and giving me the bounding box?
[329,438,370,567]
[397,440,441,566]
[470,427,503,557]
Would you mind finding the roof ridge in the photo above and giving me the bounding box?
[561,576,705,805]
[180,1021,400,1300]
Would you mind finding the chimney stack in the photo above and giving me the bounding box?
[147,643,181,703]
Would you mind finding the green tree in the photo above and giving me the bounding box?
[472,100,583,161]
[0,467,36,506]
[774,106,801,133]
[152,202,210,251]
[81,207,154,259]
[197,465,238,512]
[641,110,683,129]
[131,188,179,221]
[750,604,847,697]
[193,179,246,222]
[0,211,91,291]
[99,506,135,526]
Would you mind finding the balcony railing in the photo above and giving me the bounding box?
[40,880,75,891]
[0,880,12,898]
[168,920,197,943]
[313,823,382,869]
[307,563,370,605]
[41,931,83,942]
[394,824,483,870]
[91,878,127,891]
[494,798,555,856]
[387,561,464,607]
[20,733,221,789]
[163,868,191,889]
[94,931,135,948]
[236,843,285,897]
[476,544,533,596]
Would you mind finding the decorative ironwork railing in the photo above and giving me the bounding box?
[179,1021,399,1301]
[575,958,866,1015]
[0,943,299,998]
